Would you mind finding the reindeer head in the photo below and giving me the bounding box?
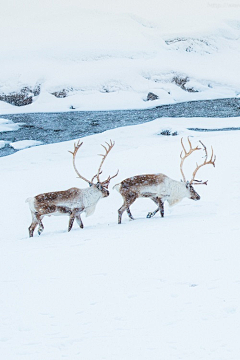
[180,137,216,201]
[69,139,118,197]
[186,181,201,201]
[88,179,110,197]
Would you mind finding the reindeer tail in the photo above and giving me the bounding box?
[25,197,35,212]
[113,183,121,192]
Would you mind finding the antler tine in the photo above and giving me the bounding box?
[209,146,216,166]
[190,141,216,185]
[91,171,102,183]
[69,140,92,184]
[199,140,207,160]
[68,139,82,155]
[180,137,186,157]
[199,141,216,167]
[96,140,115,183]
[180,137,201,182]
[101,169,119,188]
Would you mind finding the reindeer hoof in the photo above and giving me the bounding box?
[38,227,43,235]
[147,212,153,218]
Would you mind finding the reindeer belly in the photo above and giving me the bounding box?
[36,200,76,217]
[139,184,165,198]
[52,208,72,216]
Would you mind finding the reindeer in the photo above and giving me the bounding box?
[114,138,216,224]
[26,140,118,237]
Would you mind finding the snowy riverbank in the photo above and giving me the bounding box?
[0,0,240,114]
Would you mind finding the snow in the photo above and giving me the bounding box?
[0,0,240,114]
[0,118,20,132]
[1,117,240,359]
[0,140,5,149]
[10,140,42,150]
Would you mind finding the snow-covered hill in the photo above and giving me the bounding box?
[1,0,240,113]
[1,117,240,359]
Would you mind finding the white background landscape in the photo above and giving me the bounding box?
[0,0,240,113]
[1,1,240,359]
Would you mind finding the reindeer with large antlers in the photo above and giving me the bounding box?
[114,137,216,224]
[26,140,118,237]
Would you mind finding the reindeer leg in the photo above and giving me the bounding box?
[37,217,44,235]
[28,212,38,237]
[53,206,73,232]
[76,214,84,229]
[68,207,84,232]
[29,223,37,237]
[146,197,159,218]
[126,207,134,220]
[75,207,84,229]
[118,193,137,224]
[28,212,44,237]
[159,198,164,218]
[147,197,164,218]
[68,214,75,232]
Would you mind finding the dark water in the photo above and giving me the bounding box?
[1,97,240,157]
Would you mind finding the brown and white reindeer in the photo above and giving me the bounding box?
[114,138,216,224]
[26,140,118,237]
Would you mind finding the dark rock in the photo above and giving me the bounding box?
[160,129,171,136]
[159,129,178,136]
[0,87,32,106]
[0,84,41,107]
[172,76,188,89]
[33,84,41,96]
[51,88,73,98]
[147,92,159,101]
[172,76,198,93]
[101,87,110,93]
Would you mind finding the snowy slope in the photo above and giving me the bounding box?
[1,117,240,359]
[0,0,240,113]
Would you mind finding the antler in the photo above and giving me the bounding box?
[100,170,119,188]
[69,139,118,188]
[91,171,102,183]
[190,140,216,185]
[96,140,118,185]
[180,137,201,182]
[69,140,92,184]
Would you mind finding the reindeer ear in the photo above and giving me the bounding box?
[186,181,190,189]
[96,183,103,191]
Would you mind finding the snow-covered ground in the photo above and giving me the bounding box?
[0,0,240,114]
[1,117,240,359]
[0,118,20,132]
[9,140,42,151]
[1,1,240,357]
